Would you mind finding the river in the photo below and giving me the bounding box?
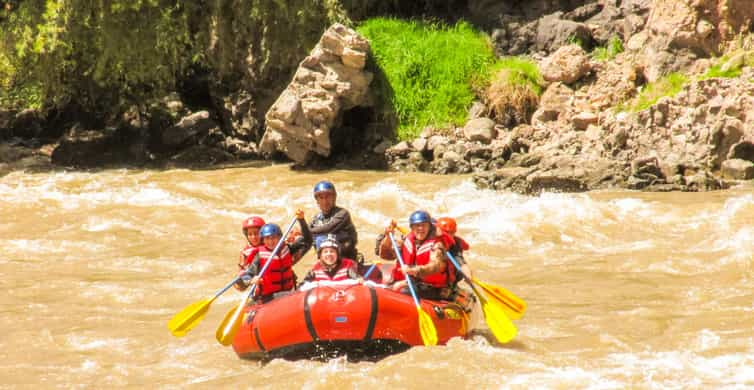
[1,164,753,388]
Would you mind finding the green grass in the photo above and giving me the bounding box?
[357,18,498,140]
[699,52,747,80]
[592,36,624,62]
[483,56,543,94]
[629,72,688,112]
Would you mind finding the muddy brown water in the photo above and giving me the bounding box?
[1,165,753,388]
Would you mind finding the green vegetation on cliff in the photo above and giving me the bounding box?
[358,18,497,140]
[0,0,345,114]
[621,49,751,113]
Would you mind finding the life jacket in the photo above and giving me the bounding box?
[256,245,295,296]
[395,230,456,289]
[310,258,356,282]
[239,244,261,269]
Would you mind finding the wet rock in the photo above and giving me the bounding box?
[426,135,447,152]
[162,111,217,146]
[463,118,497,144]
[52,125,148,168]
[527,167,589,193]
[464,144,492,160]
[411,137,428,152]
[721,158,754,180]
[221,137,259,159]
[386,141,411,157]
[169,145,234,166]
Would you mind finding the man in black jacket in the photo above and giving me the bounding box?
[309,180,359,260]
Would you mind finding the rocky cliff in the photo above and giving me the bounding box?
[2,0,754,193]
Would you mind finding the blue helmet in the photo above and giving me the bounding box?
[313,180,336,196]
[259,223,282,238]
[409,210,432,226]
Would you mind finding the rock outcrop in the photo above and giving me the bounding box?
[259,23,373,164]
[629,0,754,81]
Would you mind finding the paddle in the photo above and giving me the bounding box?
[215,217,298,346]
[472,277,526,319]
[446,251,517,343]
[398,224,526,319]
[389,232,438,346]
[167,276,242,337]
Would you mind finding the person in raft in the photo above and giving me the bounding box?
[240,209,312,302]
[435,217,473,284]
[234,215,266,290]
[385,210,457,301]
[301,234,360,283]
[309,180,384,282]
[309,180,359,259]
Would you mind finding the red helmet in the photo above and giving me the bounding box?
[242,216,265,233]
[436,217,457,235]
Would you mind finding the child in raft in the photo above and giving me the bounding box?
[239,209,312,302]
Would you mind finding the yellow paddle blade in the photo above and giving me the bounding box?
[167,297,214,337]
[472,277,526,319]
[480,296,517,343]
[215,304,244,346]
[416,305,438,346]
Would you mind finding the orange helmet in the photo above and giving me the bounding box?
[436,217,457,235]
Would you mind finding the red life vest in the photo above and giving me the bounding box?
[239,244,261,269]
[394,231,456,289]
[310,258,356,282]
[256,245,295,296]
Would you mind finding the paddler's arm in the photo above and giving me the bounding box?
[290,209,313,264]
[408,242,447,278]
[245,254,261,276]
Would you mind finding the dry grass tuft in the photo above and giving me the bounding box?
[484,69,540,127]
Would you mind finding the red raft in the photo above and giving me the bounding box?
[232,280,475,360]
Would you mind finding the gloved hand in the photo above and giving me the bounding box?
[295,208,305,220]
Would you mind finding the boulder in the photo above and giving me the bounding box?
[463,118,497,144]
[260,23,373,164]
[572,112,599,130]
[540,44,592,84]
[721,158,754,180]
[162,111,217,146]
[535,14,593,53]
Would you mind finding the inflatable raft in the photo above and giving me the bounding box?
[231,280,475,360]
